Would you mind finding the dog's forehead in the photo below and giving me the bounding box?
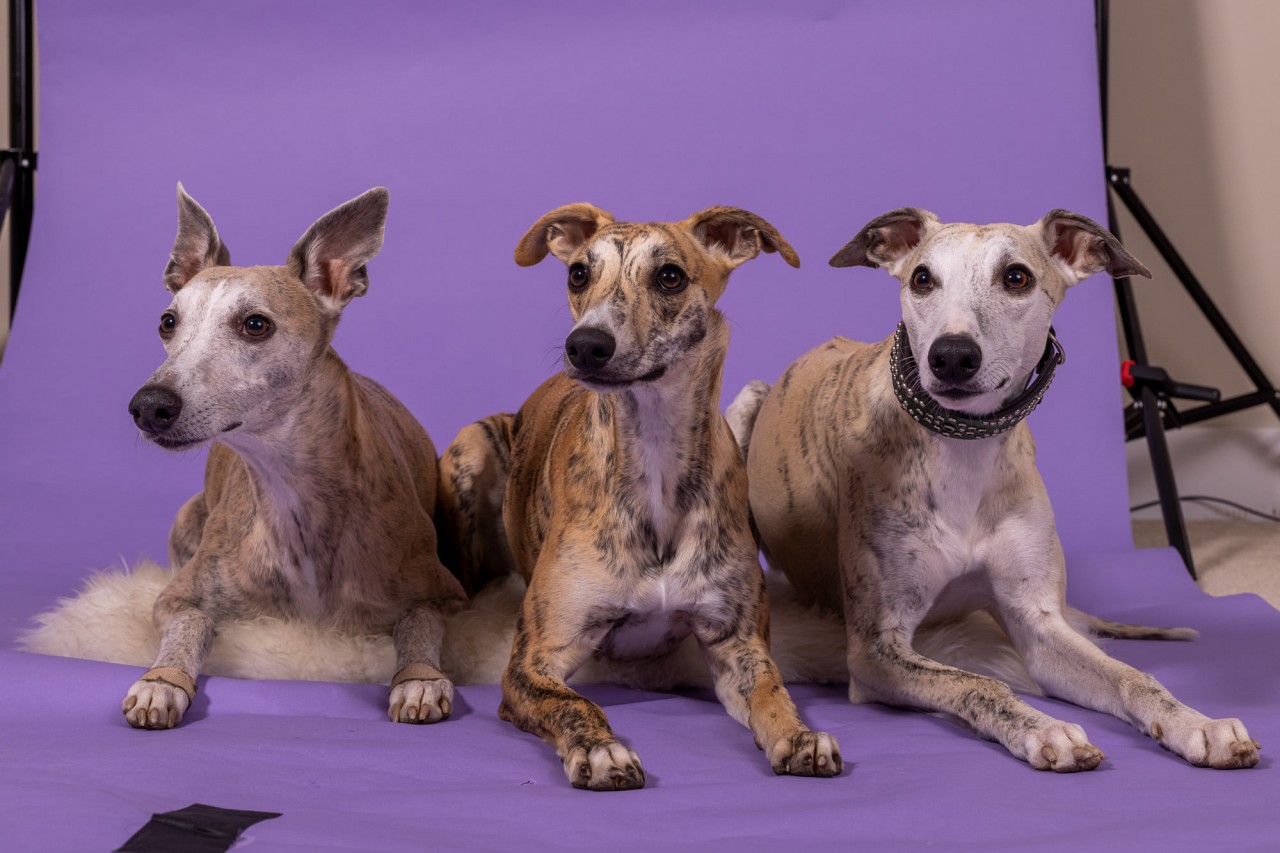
[918,223,1048,272]
[170,268,310,315]
[170,272,252,313]
[584,223,691,268]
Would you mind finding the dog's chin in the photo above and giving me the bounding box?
[142,421,242,451]
[925,384,1005,416]
[143,432,210,452]
[569,365,668,393]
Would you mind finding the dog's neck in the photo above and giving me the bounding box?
[219,349,358,545]
[874,338,1019,501]
[606,314,729,547]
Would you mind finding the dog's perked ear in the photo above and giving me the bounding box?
[164,183,231,293]
[514,203,616,266]
[286,187,389,311]
[1039,209,1151,285]
[829,207,939,273]
[682,207,801,269]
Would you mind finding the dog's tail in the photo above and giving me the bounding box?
[1066,606,1198,641]
[435,413,520,598]
[726,380,771,461]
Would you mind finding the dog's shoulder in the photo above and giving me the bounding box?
[771,334,891,419]
[505,372,591,519]
[347,370,437,469]
[510,373,590,457]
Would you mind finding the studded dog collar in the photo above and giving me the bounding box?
[889,322,1065,440]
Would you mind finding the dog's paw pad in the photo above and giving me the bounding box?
[1021,722,1102,772]
[564,741,645,791]
[1160,717,1259,769]
[770,730,843,777]
[122,679,190,730]
[388,678,454,724]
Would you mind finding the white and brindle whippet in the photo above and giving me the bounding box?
[730,207,1259,771]
[123,185,466,729]
[437,204,842,790]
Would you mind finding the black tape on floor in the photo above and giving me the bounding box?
[115,803,281,852]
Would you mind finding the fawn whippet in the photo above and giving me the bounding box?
[123,185,466,728]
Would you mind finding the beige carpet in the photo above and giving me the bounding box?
[1132,519,1280,610]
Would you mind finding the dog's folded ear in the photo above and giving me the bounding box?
[829,208,938,273]
[1039,209,1151,284]
[287,187,389,311]
[164,183,231,293]
[515,204,615,266]
[683,207,801,270]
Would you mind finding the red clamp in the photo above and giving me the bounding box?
[1120,359,1136,389]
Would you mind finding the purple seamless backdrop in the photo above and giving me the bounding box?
[0,0,1133,642]
[3,3,1278,851]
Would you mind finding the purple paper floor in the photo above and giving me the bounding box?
[1,1,1276,849]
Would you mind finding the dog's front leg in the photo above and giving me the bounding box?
[123,590,213,730]
[389,603,453,724]
[843,537,1105,771]
[499,603,644,791]
[996,544,1259,769]
[848,613,1106,771]
[694,583,842,777]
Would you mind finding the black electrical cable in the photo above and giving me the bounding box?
[1130,494,1280,522]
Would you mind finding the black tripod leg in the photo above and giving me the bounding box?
[1139,385,1196,578]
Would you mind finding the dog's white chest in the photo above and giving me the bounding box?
[248,470,327,611]
[601,569,717,660]
[921,439,1004,573]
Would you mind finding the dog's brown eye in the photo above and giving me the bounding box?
[1004,265,1033,290]
[910,266,933,291]
[568,263,589,290]
[242,315,272,338]
[159,313,177,337]
[655,264,687,292]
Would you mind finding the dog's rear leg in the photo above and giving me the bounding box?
[726,380,770,460]
[388,603,453,724]
[1065,606,1198,641]
[499,608,644,791]
[123,580,213,730]
[436,414,518,597]
[695,580,842,777]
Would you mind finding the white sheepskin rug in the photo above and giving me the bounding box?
[19,560,1038,694]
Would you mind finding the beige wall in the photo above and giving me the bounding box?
[1110,0,1280,429]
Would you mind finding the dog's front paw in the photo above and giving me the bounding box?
[1018,722,1103,772]
[564,740,645,791]
[388,677,453,724]
[768,730,843,777]
[1155,717,1259,769]
[122,678,190,729]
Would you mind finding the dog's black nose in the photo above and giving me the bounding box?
[927,335,982,383]
[565,327,617,371]
[129,385,184,434]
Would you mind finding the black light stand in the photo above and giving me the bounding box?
[2,0,35,323]
[1096,0,1280,578]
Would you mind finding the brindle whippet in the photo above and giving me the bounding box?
[730,208,1259,771]
[123,185,466,729]
[437,204,842,790]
